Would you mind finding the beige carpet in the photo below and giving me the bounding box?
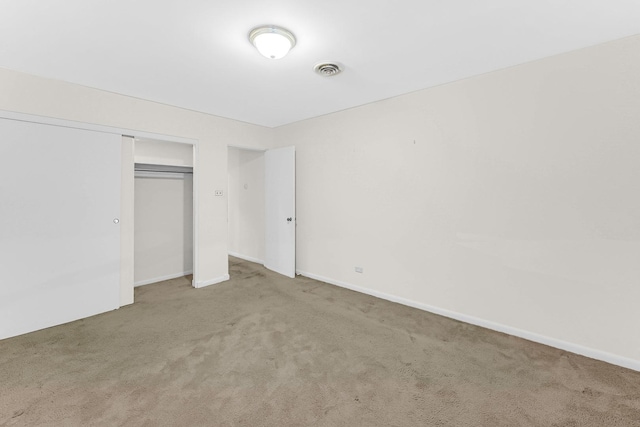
[1,257,640,426]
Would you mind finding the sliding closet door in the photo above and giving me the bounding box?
[0,118,121,339]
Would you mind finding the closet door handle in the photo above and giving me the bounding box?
[287,217,292,222]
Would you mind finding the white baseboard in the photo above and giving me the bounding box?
[194,274,230,289]
[296,270,640,373]
[228,251,264,265]
[135,270,193,287]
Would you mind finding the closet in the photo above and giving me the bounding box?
[0,113,199,339]
[134,140,194,286]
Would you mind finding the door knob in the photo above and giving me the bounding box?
[287,217,292,222]
[113,218,120,224]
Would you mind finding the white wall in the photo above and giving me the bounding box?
[135,138,194,167]
[227,147,265,263]
[0,67,271,288]
[134,174,193,285]
[272,35,640,369]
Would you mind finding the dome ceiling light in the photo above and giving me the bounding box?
[249,25,296,59]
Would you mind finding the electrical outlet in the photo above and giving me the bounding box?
[215,190,223,196]
[355,267,363,273]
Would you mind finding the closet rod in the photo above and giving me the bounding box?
[135,169,193,174]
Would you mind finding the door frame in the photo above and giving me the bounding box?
[226,144,296,278]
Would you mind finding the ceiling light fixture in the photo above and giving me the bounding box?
[249,25,296,59]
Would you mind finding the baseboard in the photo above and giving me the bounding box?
[194,274,230,289]
[134,271,193,287]
[296,270,640,373]
[228,251,264,265]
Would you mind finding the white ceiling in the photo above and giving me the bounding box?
[2,1,640,128]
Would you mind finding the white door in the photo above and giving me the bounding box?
[264,146,295,278]
[0,118,121,339]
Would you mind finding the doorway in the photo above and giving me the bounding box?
[133,139,195,287]
[227,145,296,278]
[227,146,266,264]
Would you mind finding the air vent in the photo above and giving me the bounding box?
[314,62,343,77]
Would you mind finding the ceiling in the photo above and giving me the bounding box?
[2,1,640,128]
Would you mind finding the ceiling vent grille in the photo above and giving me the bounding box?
[314,63,343,77]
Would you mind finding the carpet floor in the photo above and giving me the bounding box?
[1,257,640,426]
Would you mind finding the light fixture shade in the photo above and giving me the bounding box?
[249,26,296,59]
